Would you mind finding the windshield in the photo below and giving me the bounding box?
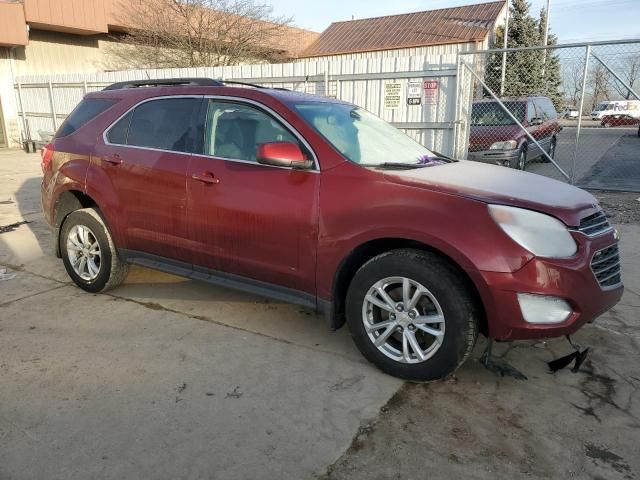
[595,103,610,111]
[293,102,437,166]
[471,101,526,126]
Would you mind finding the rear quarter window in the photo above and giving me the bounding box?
[56,98,117,138]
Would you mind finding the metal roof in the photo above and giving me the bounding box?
[301,1,505,58]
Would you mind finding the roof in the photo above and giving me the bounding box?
[301,1,505,58]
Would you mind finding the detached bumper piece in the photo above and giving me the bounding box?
[547,335,589,373]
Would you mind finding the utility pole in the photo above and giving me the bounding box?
[541,0,551,77]
[499,0,509,96]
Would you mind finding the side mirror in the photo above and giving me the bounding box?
[530,117,544,126]
[256,142,313,170]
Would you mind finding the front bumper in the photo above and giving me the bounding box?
[467,149,520,167]
[479,229,623,340]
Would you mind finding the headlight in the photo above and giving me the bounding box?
[488,205,577,258]
[489,140,517,150]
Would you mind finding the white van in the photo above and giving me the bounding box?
[591,100,640,120]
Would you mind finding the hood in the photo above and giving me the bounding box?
[383,161,599,227]
[469,124,523,151]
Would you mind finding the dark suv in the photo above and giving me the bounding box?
[41,79,622,381]
[468,96,561,170]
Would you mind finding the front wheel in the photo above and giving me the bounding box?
[60,208,128,293]
[346,250,479,381]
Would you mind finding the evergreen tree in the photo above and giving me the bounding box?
[483,0,562,108]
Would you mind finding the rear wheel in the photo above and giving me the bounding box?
[346,249,479,381]
[517,148,527,170]
[60,208,128,293]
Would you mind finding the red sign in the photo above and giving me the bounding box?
[423,80,439,105]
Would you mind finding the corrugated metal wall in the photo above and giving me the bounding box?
[14,54,464,157]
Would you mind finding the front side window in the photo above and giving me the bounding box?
[108,98,199,152]
[471,101,526,126]
[203,100,304,162]
[527,101,538,122]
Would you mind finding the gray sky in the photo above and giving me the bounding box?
[270,0,640,43]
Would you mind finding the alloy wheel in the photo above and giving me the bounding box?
[361,276,445,364]
[66,224,102,281]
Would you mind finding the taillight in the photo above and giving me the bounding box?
[41,143,54,173]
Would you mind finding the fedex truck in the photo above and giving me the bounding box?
[591,99,640,120]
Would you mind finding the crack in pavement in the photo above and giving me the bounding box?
[104,292,371,366]
[0,284,68,309]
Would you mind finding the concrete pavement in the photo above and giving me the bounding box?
[1,149,639,480]
[0,150,402,480]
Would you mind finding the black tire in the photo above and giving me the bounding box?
[346,249,479,381]
[604,122,611,128]
[541,137,556,163]
[517,148,527,170]
[60,208,128,293]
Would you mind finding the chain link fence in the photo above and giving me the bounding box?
[457,39,640,192]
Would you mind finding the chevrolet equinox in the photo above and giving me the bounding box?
[41,78,623,380]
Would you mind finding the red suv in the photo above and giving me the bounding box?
[468,96,561,170]
[41,79,623,380]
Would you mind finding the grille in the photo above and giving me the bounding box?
[577,210,612,236]
[591,244,622,288]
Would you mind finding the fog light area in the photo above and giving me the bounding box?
[517,293,572,324]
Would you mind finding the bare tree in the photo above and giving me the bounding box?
[562,59,584,107]
[588,63,611,110]
[106,0,293,69]
[609,54,640,100]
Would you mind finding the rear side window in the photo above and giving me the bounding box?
[122,98,199,152]
[56,98,116,138]
[106,111,132,144]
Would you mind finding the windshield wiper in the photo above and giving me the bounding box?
[361,162,429,169]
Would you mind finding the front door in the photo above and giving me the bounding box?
[94,96,201,263]
[186,99,320,294]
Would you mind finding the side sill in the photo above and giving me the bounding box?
[120,249,323,313]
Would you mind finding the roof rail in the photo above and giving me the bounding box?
[103,78,224,91]
[223,80,290,91]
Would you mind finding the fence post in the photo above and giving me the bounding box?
[47,80,57,131]
[571,45,591,184]
[16,81,27,143]
[82,79,88,96]
[324,61,329,97]
[452,52,461,158]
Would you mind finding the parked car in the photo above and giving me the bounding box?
[467,96,561,170]
[41,79,623,381]
[562,107,579,119]
[601,114,640,128]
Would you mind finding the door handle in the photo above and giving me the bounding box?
[191,173,220,185]
[105,154,123,165]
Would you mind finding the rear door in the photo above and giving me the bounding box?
[94,96,201,263]
[185,98,320,295]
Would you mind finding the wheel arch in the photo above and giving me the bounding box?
[52,190,99,257]
[328,237,488,336]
